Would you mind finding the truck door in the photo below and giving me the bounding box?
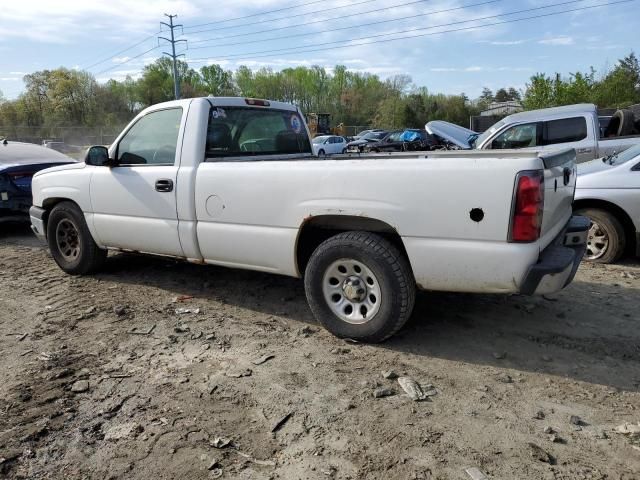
[90,107,185,257]
[541,116,595,163]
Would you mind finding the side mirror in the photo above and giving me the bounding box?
[85,145,114,166]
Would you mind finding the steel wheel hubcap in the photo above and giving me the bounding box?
[56,219,81,261]
[322,259,381,324]
[585,221,609,260]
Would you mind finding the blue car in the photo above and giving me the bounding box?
[1,140,76,223]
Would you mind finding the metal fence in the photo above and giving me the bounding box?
[0,126,124,149]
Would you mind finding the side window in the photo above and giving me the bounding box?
[117,108,182,165]
[491,123,540,149]
[544,117,588,145]
[329,137,337,144]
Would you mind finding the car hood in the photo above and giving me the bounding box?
[33,162,86,177]
[577,159,612,177]
[425,121,476,149]
[347,139,371,146]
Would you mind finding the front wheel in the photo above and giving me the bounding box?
[304,231,415,343]
[47,201,107,274]
[575,208,626,263]
[317,149,325,157]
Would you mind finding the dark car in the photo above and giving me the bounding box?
[364,129,438,152]
[0,140,76,223]
[346,130,389,152]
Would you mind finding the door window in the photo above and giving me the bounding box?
[544,117,588,145]
[491,123,540,149]
[117,108,183,165]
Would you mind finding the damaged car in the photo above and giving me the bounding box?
[1,140,76,223]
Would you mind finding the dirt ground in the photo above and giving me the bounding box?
[1,223,639,480]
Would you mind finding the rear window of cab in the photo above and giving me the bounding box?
[205,107,311,159]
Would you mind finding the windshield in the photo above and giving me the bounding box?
[313,136,329,144]
[608,143,640,165]
[363,132,387,141]
[205,106,311,158]
[473,120,506,148]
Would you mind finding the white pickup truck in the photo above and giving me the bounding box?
[30,97,589,342]
[428,104,640,163]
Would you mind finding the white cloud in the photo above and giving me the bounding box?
[486,40,526,46]
[538,36,574,46]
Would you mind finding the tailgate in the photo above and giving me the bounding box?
[539,149,577,245]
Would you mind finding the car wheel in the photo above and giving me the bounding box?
[575,208,626,263]
[342,148,347,154]
[318,149,325,157]
[47,201,107,274]
[304,231,415,343]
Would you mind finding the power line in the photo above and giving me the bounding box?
[186,0,626,62]
[94,46,160,76]
[186,0,502,51]
[80,32,160,70]
[183,0,334,30]
[183,0,380,36]
[184,0,466,47]
[94,0,632,80]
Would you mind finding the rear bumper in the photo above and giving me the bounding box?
[29,206,47,242]
[520,215,590,295]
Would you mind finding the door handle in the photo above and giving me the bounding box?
[576,148,593,154]
[155,179,174,192]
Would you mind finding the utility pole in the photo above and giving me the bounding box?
[159,14,187,100]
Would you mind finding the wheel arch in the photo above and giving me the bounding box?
[573,198,637,254]
[40,197,79,230]
[295,215,410,276]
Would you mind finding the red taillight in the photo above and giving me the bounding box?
[510,170,544,243]
[245,98,270,107]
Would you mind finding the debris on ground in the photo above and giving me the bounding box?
[614,422,640,436]
[382,370,399,380]
[113,305,127,316]
[496,373,513,384]
[533,410,545,420]
[373,388,396,399]
[128,324,156,335]
[271,412,294,433]
[464,466,488,480]
[103,422,143,442]
[210,437,232,449]
[569,415,585,426]
[70,380,89,393]
[397,377,436,401]
[225,368,252,378]
[252,354,275,365]
[527,442,554,464]
[175,307,200,315]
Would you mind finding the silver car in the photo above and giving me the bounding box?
[574,143,640,263]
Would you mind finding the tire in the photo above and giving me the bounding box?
[304,231,416,343]
[318,149,325,157]
[575,208,626,264]
[613,109,635,136]
[47,201,107,274]
[341,148,347,154]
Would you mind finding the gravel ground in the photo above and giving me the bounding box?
[1,223,639,480]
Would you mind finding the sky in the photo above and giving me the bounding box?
[0,0,638,100]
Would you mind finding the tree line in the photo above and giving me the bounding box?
[0,52,638,138]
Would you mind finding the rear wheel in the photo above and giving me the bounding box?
[304,231,415,343]
[47,201,107,274]
[575,208,626,263]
